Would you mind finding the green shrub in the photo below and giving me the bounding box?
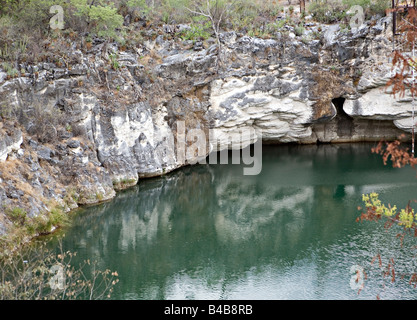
[109,52,120,70]
[1,0,123,39]
[308,0,347,24]
[228,0,259,31]
[15,0,68,31]
[72,0,124,39]
[1,62,18,78]
[152,0,191,24]
[180,18,212,41]
[5,207,27,227]
[294,24,306,36]
[343,0,390,17]
[309,0,389,24]
[124,0,150,20]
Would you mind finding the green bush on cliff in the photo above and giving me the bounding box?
[72,0,124,39]
[308,0,347,24]
[180,17,212,41]
[3,203,69,242]
[0,0,123,38]
[308,0,390,24]
[342,0,390,17]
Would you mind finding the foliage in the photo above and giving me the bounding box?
[126,0,148,12]
[0,0,123,38]
[308,0,347,24]
[0,34,27,63]
[2,202,69,250]
[358,192,416,229]
[25,99,65,143]
[180,19,212,41]
[228,0,283,30]
[72,0,124,39]
[294,24,306,36]
[109,52,120,70]
[357,192,417,297]
[0,241,119,300]
[387,10,417,103]
[185,0,238,66]
[123,0,150,21]
[5,207,27,227]
[342,0,389,17]
[8,0,66,30]
[0,0,19,15]
[308,0,389,24]
[230,0,286,38]
[372,138,417,168]
[1,62,18,78]
[156,0,192,24]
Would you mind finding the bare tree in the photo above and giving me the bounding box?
[0,241,119,300]
[300,0,306,13]
[186,0,237,67]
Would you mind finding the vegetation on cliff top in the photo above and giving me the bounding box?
[0,0,390,66]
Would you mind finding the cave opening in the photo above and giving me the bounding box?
[332,97,353,137]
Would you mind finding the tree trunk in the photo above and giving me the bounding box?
[300,0,306,14]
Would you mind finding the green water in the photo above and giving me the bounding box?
[48,143,417,300]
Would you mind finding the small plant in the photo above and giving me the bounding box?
[5,207,27,227]
[65,124,72,132]
[1,62,18,78]
[84,35,93,50]
[126,0,150,18]
[17,35,28,56]
[96,192,104,201]
[277,17,291,29]
[180,21,211,41]
[294,24,305,37]
[74,1,124,39]
[48,206,68,228]
[308,0,346,23]
[270,5,284,17]
[109,52,119,70]
[0,43,11,61]
[311,30,322,40]
[0,102,13,119]
[112,178,137,190]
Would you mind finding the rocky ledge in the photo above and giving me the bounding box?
[0,15,412,237]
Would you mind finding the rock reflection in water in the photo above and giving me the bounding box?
[48,143,417,299]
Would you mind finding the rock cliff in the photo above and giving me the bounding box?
[0,15,412,237]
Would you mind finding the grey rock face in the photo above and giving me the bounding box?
[0,124,23,162]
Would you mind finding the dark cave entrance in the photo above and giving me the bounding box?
[332,97,353,137]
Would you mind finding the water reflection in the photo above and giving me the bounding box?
[49,143,417,300]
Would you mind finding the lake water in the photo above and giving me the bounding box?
[46,143,417,300]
